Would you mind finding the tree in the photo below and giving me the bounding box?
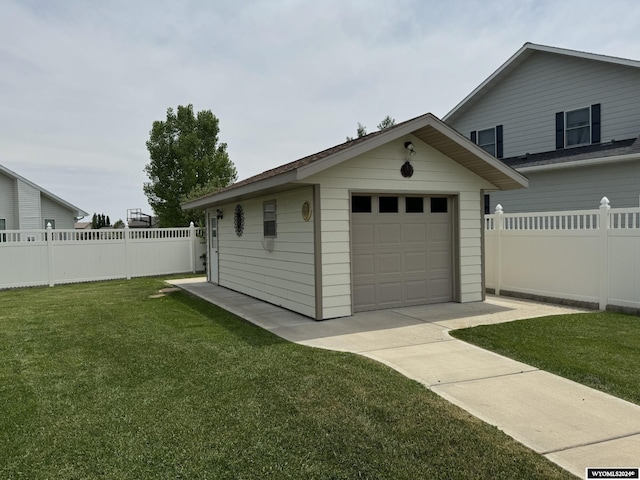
[376,115,396,130]
[346,122,367,141]
[144,104,237,227]
[91,213,110,229]
[346,116,395,141]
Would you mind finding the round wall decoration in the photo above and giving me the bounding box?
[301,201,312,221]
[234,204,244,236]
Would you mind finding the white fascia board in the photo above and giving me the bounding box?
[295,115,436,179]
[427,116,529,188]
[443,43,640,123]
[443,44,531,122]
[182,170,299,210]
[528,43,640,69]
[517,153,640,173]
[0,163,88,218]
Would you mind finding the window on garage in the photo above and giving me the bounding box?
[405,197,424,213]
[351,195,372,213]
[379,196,398,213]
[431,197,448,213]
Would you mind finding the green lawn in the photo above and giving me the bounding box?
[451,311,640,406]
[0,279,572,479]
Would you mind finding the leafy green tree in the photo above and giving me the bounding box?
[377,115,396,130]
[91,213,110,229]
[346,116,395,141]
[144,104,237,227]
[346,122,367,141]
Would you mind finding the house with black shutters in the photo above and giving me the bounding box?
[444,43,640,213]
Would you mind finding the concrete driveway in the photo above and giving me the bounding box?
[168,278,640,478]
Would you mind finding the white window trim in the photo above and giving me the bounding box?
[565,106,592,148]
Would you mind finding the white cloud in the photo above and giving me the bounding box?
[1,0,639,221]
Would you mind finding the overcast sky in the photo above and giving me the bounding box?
[2,0,640,224]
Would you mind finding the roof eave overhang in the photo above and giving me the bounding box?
[182,170,300,209]
[443,43,640,124]
[517,152,640,173]
[0,164,88,218]
[183,113,528,210]
[296,114,527,190]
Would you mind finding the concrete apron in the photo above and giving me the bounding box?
[168,278,640,478]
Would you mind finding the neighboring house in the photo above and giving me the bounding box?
[0,164,88,231]
[444,43,640,213]
[183,113,527,320]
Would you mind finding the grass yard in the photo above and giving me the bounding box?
[0,279,572,479]
[451,311,640,406]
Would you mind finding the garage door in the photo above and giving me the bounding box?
[351,194,453,312]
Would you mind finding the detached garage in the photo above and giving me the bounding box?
[183,113,527,320]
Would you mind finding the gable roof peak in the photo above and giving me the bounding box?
[444,43,640,123]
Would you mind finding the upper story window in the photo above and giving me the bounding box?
[565,107,591,146]
[0,219,5,230]
[470,125,503,158]
[556,104,601,149]
[477,128,496,156]
[263,201,276,237]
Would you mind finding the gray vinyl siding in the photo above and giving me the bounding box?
[0,171,17,229]
[488,161,640,213]
[41,195,76,229]
[16,180,41,230]
[449,51,640,158]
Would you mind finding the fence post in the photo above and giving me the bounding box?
[189,222,196,273]
[46,223,54,287]
[494,204,503,296]
[598,197,610,310]
[124,222,131,280]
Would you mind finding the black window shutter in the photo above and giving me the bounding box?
[555,112,564,149]
[591,103,601,144]
[470,131,477,143]
[496,125,503,158]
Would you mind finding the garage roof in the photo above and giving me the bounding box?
[183,112,528,210]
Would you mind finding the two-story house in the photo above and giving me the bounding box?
[444,43,640,213]
[0,163,88,231]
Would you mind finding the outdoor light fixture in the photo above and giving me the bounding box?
[404,141,416,155]
[216,209,223,219]
[402,141,415,178]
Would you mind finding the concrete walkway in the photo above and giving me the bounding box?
[168,278,640,478]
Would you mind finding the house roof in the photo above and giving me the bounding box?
[0,163,89,218]
[502,135,640,172]
[443,43,640,124]
[182,113,528,210]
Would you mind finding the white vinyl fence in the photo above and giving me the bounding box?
[485,197,640,311]
[0,224,206,289]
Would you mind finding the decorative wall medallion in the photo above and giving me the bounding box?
[234,204,244,236]
[401,161,414,178]
[301,201,312,221]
